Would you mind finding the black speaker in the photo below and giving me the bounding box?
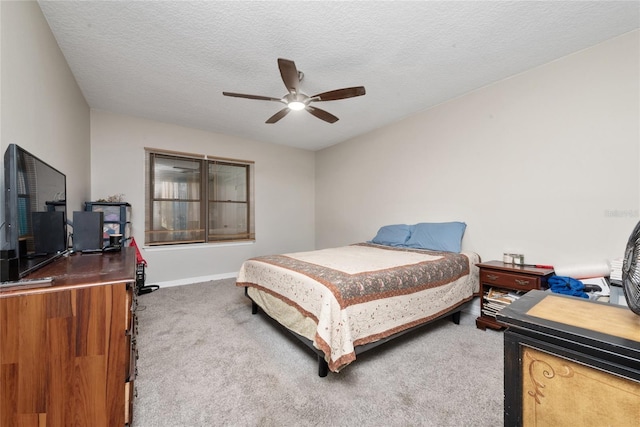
[73,211,104,251]
[32,211,66,255]
[0,250,19,282]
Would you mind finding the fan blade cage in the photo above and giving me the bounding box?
[622,220,640,315]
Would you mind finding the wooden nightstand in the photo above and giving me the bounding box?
[476,260,554,330]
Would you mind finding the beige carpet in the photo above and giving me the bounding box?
[133,279,504,426]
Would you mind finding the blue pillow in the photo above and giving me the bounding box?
[404,222,467,253]
[370,224,412,247]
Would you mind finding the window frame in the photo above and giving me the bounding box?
[145,148,255,246]
[207,160,252,242]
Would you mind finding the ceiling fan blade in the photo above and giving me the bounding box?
[306,106,339,124]
[311,86,366,102]
[223,92,282,102]
[278,58,300,94]
[265,108,290,124]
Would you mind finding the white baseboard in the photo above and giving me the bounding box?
[147,272,237,288]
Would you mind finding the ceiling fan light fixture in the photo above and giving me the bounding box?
[222,58,366,123]
[287,100,306,111]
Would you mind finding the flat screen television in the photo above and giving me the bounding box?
[1,144,68,281]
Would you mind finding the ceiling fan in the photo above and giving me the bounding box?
[222,58,366,124]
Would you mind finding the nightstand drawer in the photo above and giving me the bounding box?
[480,270,540,291]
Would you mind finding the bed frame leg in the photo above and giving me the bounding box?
[451,311,461,325]
[244,287,259,314]
[318,356,328,377]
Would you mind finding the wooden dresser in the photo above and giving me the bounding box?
[0,248,138,426]
[496,290,640,427]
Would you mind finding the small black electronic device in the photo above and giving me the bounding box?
[32,211,66,255]
[583,284,602,293]
[0,250,19,282]
[73,211,104,252]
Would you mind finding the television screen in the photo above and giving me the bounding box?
[2,144,68,280]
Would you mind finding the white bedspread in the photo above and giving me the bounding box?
[237,243,479,372]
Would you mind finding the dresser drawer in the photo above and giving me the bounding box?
[480,269,540,291]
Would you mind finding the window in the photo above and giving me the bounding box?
[145,149,254,246]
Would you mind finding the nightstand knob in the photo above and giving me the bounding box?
[515,279,530,286]
[487,274,499,281]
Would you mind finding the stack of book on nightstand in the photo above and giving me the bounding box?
[482,288,526,318]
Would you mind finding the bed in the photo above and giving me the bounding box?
[237,223,480,376]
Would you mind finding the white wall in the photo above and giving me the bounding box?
[0,1,90,238]
[4,1,637,283]
[90,110,315,285]
[316,31,640,268]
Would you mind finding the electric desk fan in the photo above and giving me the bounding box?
[622,220,640,315]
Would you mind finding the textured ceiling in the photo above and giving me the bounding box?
[38,1,639,151]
